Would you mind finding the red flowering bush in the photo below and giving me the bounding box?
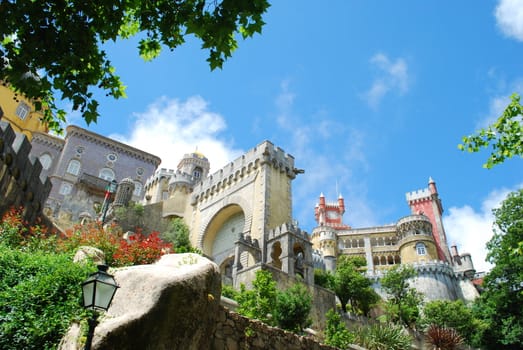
[0,207,56,251]
[0,207,27,247]
[58,221,121,263]
[2,207,173,266]
[113,231,172,266]
[60,223,172,267]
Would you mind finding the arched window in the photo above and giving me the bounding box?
[99,168,115,181]
[416,242,427,255]
[66,159,81,176]
[59,182,73,195]
[133,181,142,197]
[193,166,203,179]
[39,153,52,170]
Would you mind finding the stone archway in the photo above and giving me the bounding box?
[201,204,245,267]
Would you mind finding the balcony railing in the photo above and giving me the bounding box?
[78,173,110,194]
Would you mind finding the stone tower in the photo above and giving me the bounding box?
[311,193,351,272]
[406,177,452,262]
[177,150,210,181]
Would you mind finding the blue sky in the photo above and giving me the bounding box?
[66,1,523,273]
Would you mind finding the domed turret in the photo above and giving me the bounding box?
[177,150,210,182]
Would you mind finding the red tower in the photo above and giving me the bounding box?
[314,193,350,229]
[406,177,451,262]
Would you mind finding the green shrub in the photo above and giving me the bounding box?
[421,299,476,344]
[314,268,334,289]
[354,323,412,350]
[221,284,239,300]
[0,245,93,350]
[275,283,312,332]
[236,270,278,325]
[324,309,355,348]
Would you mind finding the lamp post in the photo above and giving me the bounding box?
[100,180,118,224]
[81,265,119,350]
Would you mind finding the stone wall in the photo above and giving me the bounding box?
[213,306,361,350]
[0,119,51,226]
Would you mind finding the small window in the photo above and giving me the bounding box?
[193,166,203,179]
[136,167,145,176]
[66,159,81,176]
[133,181,142,197]
[416,242,427,256]
[15,102,30,120]
[99,168,115,181]
[59,182,72,195]
[39,153,52,170]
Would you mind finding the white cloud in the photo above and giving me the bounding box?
[362,53,410,109]
[112,95,242,173]
[495,0,523,41]
[476,78,523,129]
[271,81,376,230]
[443,186,518,273]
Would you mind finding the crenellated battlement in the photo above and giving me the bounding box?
[406,188,431,202]
[411,260,454,276]
[192,140,296,203]
[144,167,177,188]
[396,214,433,238]
[267,221,308,240]
[0,120,52,226]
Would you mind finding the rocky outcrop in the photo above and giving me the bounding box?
[61,253,221,350]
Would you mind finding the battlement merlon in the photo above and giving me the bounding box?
[267,222,309,241]
[144,168,177,187]
[405,188,432,202]
[192,140,298,193]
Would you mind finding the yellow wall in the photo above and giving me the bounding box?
[0,84,48,140]
[266,166,292,229]
[399,238,438,264]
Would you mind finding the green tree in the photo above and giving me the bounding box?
[160,217,194,253]
[0,0,270,131]
[324,309,355,348]
[422,300,477,345]
[381,265,423,327]
[274,282,312,332]
[236,269,277,325]
[333,256,380,315]
[459,93,523,168]
[314,268,335,289]
[473,189,523,349]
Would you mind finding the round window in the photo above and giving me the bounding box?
[107,153,118,162]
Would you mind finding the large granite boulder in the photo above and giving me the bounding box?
[62,253,221,350]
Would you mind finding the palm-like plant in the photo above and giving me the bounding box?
[426,324,463,350]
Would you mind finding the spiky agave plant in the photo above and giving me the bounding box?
[425,324,463,350]
[355,323,412,350]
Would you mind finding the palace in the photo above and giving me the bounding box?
[311,178,478,301]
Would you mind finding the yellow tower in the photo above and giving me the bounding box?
[0,83,48,140]
[397,214,439,264]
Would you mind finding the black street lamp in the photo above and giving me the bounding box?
[100,180,118,224]
[81,265,119,350]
